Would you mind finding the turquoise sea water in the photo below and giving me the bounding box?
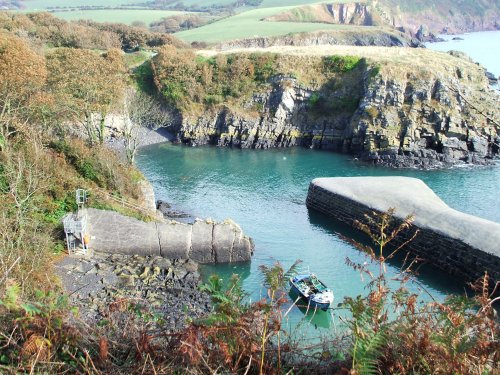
[137,145,500,333]
[137,32,500,333]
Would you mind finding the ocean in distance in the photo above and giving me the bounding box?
[426,30,500,77]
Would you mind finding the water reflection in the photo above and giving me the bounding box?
[307,208,467,299]
[287,289,335,329]
[200,262,252,285]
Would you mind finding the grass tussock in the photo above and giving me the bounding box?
[198,44,490,88]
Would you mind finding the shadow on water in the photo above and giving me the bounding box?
[199,262,252,285]
[307,209,468,298]
[287,289,334,329]
[200,262,337,330]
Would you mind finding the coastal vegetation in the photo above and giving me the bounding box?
[149,43,498,168]
[1,196,498,372]
[0,6,499,374]
[151,45,369,116]
[0,23,155,301]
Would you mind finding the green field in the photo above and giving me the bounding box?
[175,5,350,44]
[21,0,131,10]
[52,9,188,25]
[259,0,329,7]
[176,0,236,5]
[20,0,357,39]
[21,0,329,11]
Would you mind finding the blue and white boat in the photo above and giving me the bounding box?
[289,273,334,311]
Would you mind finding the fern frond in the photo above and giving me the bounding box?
[0,282,21,310]
[284,259,302,281]
[353,322,387,375]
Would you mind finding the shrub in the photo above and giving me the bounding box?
[366,106,380,119]
[0,163,7,193]
[343,209,499,374]
[369,65,381,79]
[153,49,278,111]
[309,92,321,107]
[323,55,362,73]
[331,95,361,113]
[203,94,223,106]
[0,284,86,372]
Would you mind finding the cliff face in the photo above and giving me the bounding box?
[215,29,421,50]
[373,0,500,34]
[168,48,499,168]
[262,1,498,38]
[264,3,378,26]
[349,67,499,167]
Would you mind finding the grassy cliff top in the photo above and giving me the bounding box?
[198,45,491,85]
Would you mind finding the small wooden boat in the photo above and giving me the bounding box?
[289,273,334,311]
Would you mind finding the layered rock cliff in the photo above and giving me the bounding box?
[163,46,499,168]
[215,29,421,50]
[262,1,499,39]
[373,0,500,35]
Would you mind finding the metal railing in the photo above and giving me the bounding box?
[90,187,153,216]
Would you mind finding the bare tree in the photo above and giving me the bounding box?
[123,90,172,164]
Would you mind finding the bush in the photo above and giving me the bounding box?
[309,92,321,107]
[323,55,362,73]
[331,95,361,113]
[153,48,278,111]
[203,94,223,106]
[0,163,7,193]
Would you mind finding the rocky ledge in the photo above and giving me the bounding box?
[172,47,499,169]
[215,29,422,50]
[55,252,211,331]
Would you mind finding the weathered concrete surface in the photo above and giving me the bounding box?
[191,220,215,263]
[87,209,161,256]
[306,176,500,287]
[138,179,158,214]
[85,208,253,263]
[158,221,192,259]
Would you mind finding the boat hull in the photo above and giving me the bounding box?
[289,279,331,311]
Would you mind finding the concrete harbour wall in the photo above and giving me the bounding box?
[86,208,254,263]
[306,177,500,287]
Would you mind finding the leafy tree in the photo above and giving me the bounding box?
[46,48,126,145]
[122,89,172,164]
[0,32,47,145]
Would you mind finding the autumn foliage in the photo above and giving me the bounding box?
[152,45,278,111]
[0,11,184,51]
[0,10,498,375]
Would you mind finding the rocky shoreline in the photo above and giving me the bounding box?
[106,126,174,155]
[359,147,498,169]
[164,48,499,170]
[55,252,211,332]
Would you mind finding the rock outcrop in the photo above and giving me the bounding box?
[262,1,499,37]
[56,253,211,331]
[215,29,421,50]
[374,0,500,35]
[86,208,254,263]
[172,47,499,168]
[264,3,379,26]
